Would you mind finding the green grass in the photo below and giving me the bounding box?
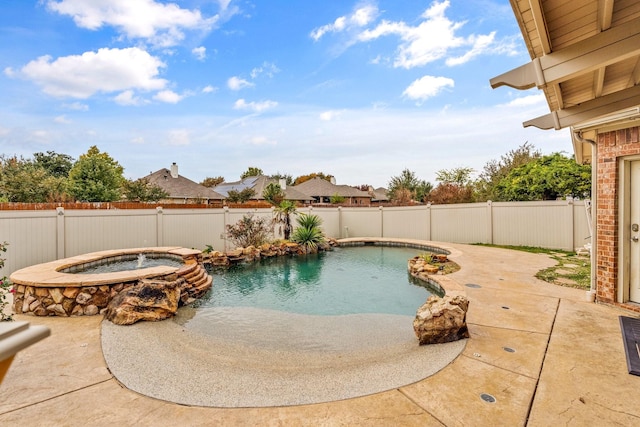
[472,243,591,290]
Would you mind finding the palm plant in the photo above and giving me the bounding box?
[291,214,325,252]
[273,200,297,240]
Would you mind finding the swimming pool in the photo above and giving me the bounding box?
[198,245,442,317]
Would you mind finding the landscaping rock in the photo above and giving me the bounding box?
[414,295,470,345]
[104,279,180,325]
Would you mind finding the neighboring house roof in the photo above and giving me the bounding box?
[214,175,312,201]
[491,1,640,164]
[293,177,372,200]
[371,187,389,202]
[144,165,225,200]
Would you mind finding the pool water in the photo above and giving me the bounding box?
[199,246,440,316]
[75,256,183,274]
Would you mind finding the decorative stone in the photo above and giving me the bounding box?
[63,287,80,299]
[33,306,48,316]
[76,292,92,305]
[91,291,109,307]
[50,288,65,304]
[23,295,36,313]
[414,295,470,345]
[35,288,49,297]
[71,305,84,316]
[46,303,68,317]
[29,299,41,312]
[62,298,75,314]
[104,279,180,325]
[84,305,99,316]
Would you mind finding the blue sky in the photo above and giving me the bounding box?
[0,0,570,188]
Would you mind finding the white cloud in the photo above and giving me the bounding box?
[114,90,146,106]
[445,32,496,66]
[403,75,454,102]
[62,101,89,111]
[192,46,206,60]
[310,3,378,40]
[46,0,227,48]
[352,0,500,69]
[167,129,190,146]
[233,99,278,112]
[319,110,343,121]
[54,115,71,124]
[153,90,183,103]
[131,136,145,144]
[502,93,546,107]
[202,85,217,93]
[14,47,167,99]
[250,62,280,79]
[250,136,276,145]
[227,76,254,90]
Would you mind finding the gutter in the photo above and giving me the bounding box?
[573,130,597,297]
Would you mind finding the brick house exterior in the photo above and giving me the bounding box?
[594,126,640,312]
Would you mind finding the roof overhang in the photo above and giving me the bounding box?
[491,0,640,159]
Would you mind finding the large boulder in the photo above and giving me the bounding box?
[413,294,470,345]
[104,279,180,325]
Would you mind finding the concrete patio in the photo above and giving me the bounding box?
[1,242,639,426]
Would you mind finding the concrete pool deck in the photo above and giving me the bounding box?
[1,242,640,425]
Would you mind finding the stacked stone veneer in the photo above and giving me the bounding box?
[10,247,212,317]
[202,239,339,266]
[596,125,640,311]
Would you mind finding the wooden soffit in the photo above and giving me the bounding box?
[492,0,640,131]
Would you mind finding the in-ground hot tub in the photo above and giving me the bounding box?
[10,247,212,317]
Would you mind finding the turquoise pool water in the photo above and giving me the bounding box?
[199,246,439,316]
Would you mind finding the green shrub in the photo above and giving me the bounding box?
[1,242,13,321]
[225,214,272,248]
[291,214,325,252]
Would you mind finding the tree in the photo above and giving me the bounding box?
[428,167,476,204]
[435,167,474,186]
[0,155,70,202]
[428,183,476,204]
[121,178,169,202]
[263,182,285,206]
[33,151,74,178]
[293,172,334,185]
[387,169,432,204]
[476,142,541,201]
[226,187,255,203]
[200,176,224,188]
[67,146,125,202]
[240,167,263,179]
[495,152,591,201]
[330,193,345,204]
[273,200,297,240]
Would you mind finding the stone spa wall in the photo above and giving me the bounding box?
[10,247,211,317]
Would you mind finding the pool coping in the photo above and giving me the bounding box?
[9,247,201,288]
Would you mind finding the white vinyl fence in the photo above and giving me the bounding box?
[0,200,590,276]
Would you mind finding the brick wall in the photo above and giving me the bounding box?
[596,126,640,305]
